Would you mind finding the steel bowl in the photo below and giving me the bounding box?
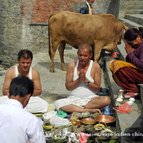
[80,118,96,125]
[95,115,116,124]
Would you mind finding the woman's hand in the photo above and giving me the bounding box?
[125,43,134,54]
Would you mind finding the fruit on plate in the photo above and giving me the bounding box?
[43,125,54,130]
[70,119,81,126]
[97,128,114,140]
[85,125,95,133]
[94,123,105,131]
[33,113,43,117]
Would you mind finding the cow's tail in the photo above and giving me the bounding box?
[48,19,51,58]
[48,13,57,57]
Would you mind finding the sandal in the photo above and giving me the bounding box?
[124,92,138,98]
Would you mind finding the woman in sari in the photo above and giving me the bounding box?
[110,27,143,98]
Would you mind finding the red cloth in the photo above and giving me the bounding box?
[113,67,143,93]
[114,102,132,113]
[79,132,90,143]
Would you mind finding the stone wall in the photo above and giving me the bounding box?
[0,0,23,68]
[120,0,128,18]
[0,0,120,68]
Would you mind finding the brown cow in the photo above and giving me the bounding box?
[48,11,125,72]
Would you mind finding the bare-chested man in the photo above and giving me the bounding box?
[55,43,111,113]
[1,49,48,113]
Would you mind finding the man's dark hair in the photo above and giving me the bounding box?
[9,76,34,97]
[18,49,33,61]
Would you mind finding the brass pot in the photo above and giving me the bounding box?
[80,117,96,125]
[95,115,116,124]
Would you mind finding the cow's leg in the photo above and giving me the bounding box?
[94,40,104,62]
[49,41,59,72]
[58,41,66,71]
[103,42,117,52]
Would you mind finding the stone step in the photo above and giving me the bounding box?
[120,18,142,28]
[126,9,143,14]
[127,1,143,6]
[124,14,143,25]
[126,0,143,2]
[127,4,143,10]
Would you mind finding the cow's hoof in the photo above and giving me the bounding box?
[50,68,55,72]
[61,65,66,71]
[62,68,66,71]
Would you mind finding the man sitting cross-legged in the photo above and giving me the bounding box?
[55,43,111,113]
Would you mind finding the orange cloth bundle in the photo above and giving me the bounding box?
[110,60,138,75]
[114,102,132,113]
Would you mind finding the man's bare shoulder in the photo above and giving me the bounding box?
[31,68,40,76]
[68,62,75,72]
[5,66,15,77]
[68,62,76,69]
[32,67,39,73]
[92,61,101,69]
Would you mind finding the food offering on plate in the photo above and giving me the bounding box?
[70,119,81,126]
[94,123,106,132]
[75,112,91,119]
[70,112,101,120]
[43,123,54,131]
[84,125,95,133]
[95,128,118,141]
[70,112,80,121]
[33,112,44,117]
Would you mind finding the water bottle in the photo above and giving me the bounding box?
[118,89,124,99]
[103,105,113,115]
[115,89,124,106]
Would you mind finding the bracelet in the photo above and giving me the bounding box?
[85,81,90,86]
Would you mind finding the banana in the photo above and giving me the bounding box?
[33,113,43,117]
[43,125,54,130]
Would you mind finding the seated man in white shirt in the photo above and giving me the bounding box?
[1,49,48,113]
[0,76,46,143]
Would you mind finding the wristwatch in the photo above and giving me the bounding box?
[85,81,90,86]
